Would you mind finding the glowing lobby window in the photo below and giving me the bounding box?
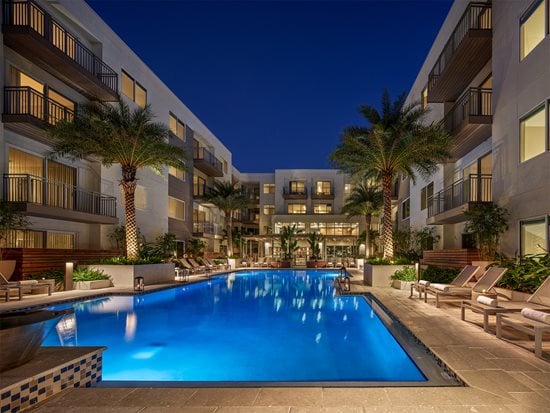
[521,218,548,255]
[520,0,546,60]
[263,184,275,194]
[4,230,44,248]
[312,223,358,236]
[313,204,332,214]
[168,197,185,220]
[263,205,275,215]
[47,232,75,249]
[287,204,306,214]
[520,105,547,162]
[169,113,185,140]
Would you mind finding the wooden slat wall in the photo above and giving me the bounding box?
[421,249,482,268]
[3,248,120,280]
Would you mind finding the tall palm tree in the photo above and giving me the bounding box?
[341,183,383,258]
[48,97,186,260]
[330,90,451,258]
[203,181,249,257]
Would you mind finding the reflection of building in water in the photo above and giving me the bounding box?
[56,313,77,346]
[125,312,138,342]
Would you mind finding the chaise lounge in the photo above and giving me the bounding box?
[410,265,480,300]
[496,309,550,358]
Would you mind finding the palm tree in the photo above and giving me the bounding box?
[330,90,451,258]
[203,181,249,257]
[341,183,383,258]
[48,97,186,260]
[279,224,304,261]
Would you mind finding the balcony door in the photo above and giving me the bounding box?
[463,152,492,203]
[47,161,76,209]
[9,67,44,120]
[7,148,44,203]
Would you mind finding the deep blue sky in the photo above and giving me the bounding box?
[87,0,452,173]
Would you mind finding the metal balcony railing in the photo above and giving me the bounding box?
[427,174,492,217]
[428,3,492,90]
[3,174,117,217]
[443,88,492,132]
[311,185,334,198]
[192,140,223,173]
[283,187,307,197]
[4,86,74,125]
[193,222,215,234]
[2,0,118,93]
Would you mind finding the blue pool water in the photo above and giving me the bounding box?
[43,270,425,382]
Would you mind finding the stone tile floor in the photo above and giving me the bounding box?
[2,269,549,412]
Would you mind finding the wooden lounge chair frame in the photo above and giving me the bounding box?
[496,312,550,358]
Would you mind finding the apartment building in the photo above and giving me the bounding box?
[237,170,365,261]
[399,0,550,258]
[0,0,232,258]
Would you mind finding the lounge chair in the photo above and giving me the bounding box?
[178,259,201,274]
[0,272,52,299]
[253,257,266,267]
[462,276,550,332]
[410,265,480,300]
[187,258,207,273]
[496,309,550,358]
[197,257,214,271]
[424,267,507,308]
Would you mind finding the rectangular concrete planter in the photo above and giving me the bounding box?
[75,280,112,290]
[392,280,413,290]
[87,263,175,288]
[364,264,407,287]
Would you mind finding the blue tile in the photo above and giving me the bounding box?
[53,375,61,382]
[1,404,10,413]
[38,388,46,395]
[20,383,28,391]
[21,396,28,403]
[80,359,86,365]
[61,367,67,373]
[29,386,37,393]
[74,367,80,373]
[1,391,10,399]
[38,376,46,383]
[11,393,20,401]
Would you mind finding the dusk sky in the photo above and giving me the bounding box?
[87,0,453,173]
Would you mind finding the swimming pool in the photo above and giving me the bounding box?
[43,270,429,383]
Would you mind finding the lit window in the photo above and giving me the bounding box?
[169,113,185,140]
[313,204,332,214]
[121,185,147,210]
[289,181,305,193]
[263,205,275,215]
[520,0,546,60]
[421,85,428,109]
[169,165,185,181]
[47,232,75,249]
[315,181,332,195]
[401,198,410,220]
[121,70,147,108]
[520,105,547,162]
[520,218,548,255]
[344,184,352,194]
[223,159,228,174]
[168,197,185,220]
[263,184,275,194]
[421,182,434,211]
[287,204,306,214]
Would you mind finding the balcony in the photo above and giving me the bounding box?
[193,140,224,177]
[3,174,117,224]
[2,0,118,100]
[428,3,492,103]
[427,174,492,225]
[444,88,492,160]
[311,186,334,200]
[193,222,215,237]
[282,187,307,200]
[3,86,74,140]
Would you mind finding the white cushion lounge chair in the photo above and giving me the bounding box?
[496,309,550,358]
[461,275,550,332]
[424,267,507,308]
[0,272,52,299]
[411,265,480,300]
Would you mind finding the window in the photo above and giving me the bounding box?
[344,184,352,194]
[263,183,275,194]
[47,232,75,249]
[520,105,547,162]
[121,70,147,108]
[287,204,306,214]
[4,230,44,248]
[223,159,228,174]
[520,218,548,255]
[289,181,305,193]
[263,205,275,215]
[120,185,147,209]
[313,203,332,214]
[421,85,428,109]
[168,197,185,220]
[169,165,185,181]
[169,113,185,140]
[421,182,434,211]
[193,175,206,197]
[520,0,546,60]
[401,198,410,220]
[315,181,332,195]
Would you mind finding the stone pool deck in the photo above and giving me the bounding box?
[2,269,549,412]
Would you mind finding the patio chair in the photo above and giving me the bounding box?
[187,258,207,273]
[461,275,550,332]
[496,309,550,358]
[424,267,507,308]
[411,265,480,300]
[253,257,266,267]
[0,272,52,299]
[178,259,201,274]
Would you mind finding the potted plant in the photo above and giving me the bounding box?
[74,268,112,290]
[272,224,302,268]
[390,266,416,290]
[0,202,30,279]
[306,232,326,268]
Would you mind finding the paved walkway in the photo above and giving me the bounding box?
[4,269,549,412]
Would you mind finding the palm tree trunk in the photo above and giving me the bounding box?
[121,165,138,260]
[365,214,372,258]
[226,210,233,257]
[382,174,394,259]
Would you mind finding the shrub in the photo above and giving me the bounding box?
[495,253,550,294]
[28,269,64,290]
[367,256,413,265]
[73,268,110,282]
[391,266,416,282]
[98,256,163,265]
[420,266,460,283]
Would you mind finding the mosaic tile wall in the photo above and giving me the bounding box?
[0,349,104,413]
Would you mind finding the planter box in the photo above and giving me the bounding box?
[87,263,175,288]
[228,258,238,269]
[306,261,327,268]
[75,279,112,290]
[392,280,413,290]
[363,264,407,287]
[270,261,291,268]
[356,258,365,269]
